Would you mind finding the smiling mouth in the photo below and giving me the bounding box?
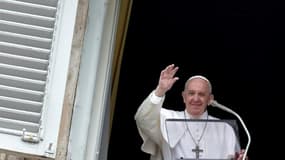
[190,103,202,107]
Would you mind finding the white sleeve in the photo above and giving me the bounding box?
[150,91,164,104]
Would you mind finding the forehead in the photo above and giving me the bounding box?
[186,78,210,90]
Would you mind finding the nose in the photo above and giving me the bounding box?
[193,94,199,101]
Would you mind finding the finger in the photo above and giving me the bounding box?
[169,66,179,77]
[161,66,177,77]
[165,65,178,77]
[164,65,175,75]
[160,70,170,79]
[171,77,179,84]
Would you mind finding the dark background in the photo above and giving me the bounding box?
[108,0,284,159]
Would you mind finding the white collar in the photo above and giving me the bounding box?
[185,110,208,119]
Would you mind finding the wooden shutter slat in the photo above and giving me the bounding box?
[0,63,47,81]
[0,0,57,17]
[0,117,39,133]
[0,96,42,113]
[0,9,55,28]
[0,19,53,38]
[0,42,50,59]
[0,74,45,91]
[0,85,44,102]
[0,31,52,49]
[0,52,49,70]
[0,106,41,123]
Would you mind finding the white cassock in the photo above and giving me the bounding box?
[135,91,240,160]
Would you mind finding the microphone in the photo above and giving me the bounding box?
[210,100,251,160]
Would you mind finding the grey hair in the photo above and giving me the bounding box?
[184,75,212,93]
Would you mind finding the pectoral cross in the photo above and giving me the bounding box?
[192,145,203,160]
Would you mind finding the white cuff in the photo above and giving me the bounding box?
[150,91,164,104]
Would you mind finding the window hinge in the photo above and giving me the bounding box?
[21,128,40,143]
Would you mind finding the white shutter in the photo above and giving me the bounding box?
[0,0,57,135]
[0,0,57,137]
[0,0,78,158]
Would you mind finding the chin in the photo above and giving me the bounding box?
[191,110,203,116]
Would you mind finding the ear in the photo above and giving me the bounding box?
[208,94,214,105]
[182,91,186,103]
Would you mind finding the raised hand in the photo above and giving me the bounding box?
[155,64,179,97]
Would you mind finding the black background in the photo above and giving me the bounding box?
[108,0,284,159]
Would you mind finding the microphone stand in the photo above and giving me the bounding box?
[210,100,251,160]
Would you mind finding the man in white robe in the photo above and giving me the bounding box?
[135,64,246,160]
